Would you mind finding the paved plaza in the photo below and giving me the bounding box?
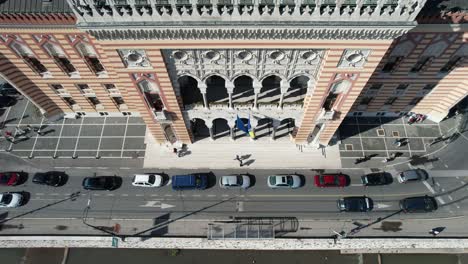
[0,97,146,167]
[338,116,456,169]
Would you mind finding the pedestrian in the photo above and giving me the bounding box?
[234,155,241,161]
[173,148,178,155]
[429,227,445,236]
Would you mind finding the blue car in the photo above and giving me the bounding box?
[172,174,208,190]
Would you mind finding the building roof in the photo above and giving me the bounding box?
[0,0,72,14]
[417,0,468,24]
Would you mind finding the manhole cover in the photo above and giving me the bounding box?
[392,131,400,137]
[345,144,354,151]
[377,129,385,137]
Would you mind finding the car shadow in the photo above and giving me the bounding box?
[19,191,30,206]
[245,173,256,188]
[16,171,29,185]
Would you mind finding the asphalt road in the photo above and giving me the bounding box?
[1,168,466,222]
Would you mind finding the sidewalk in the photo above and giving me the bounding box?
[143,133,341,169]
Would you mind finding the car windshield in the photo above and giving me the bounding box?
[148,175,155,184]
[0,174,6,183]
[236,176,243,185]
[269,177,276,185]
[0,194,12,204]
[286,176,293,186]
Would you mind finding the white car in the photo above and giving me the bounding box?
[0,192,23,208]
[267,175,302,189]
[132,174,164,187]
[219,175,251,189]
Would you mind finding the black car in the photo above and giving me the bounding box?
[32,171,67,187]
[82,176,121,191]
[361,172,393,186]
[0,96,16,108]
[399,195,438,213]
[337,196,374,212]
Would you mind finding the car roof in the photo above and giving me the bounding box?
[221,175,238,184]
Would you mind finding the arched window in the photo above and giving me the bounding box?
[10,41,49,76]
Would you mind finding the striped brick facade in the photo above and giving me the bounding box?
[0,28,466,146]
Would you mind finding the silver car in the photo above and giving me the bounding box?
[0,192,23,208]
[132,174,164,187]
[397,169,428,183]
[267,175,302,189]
[219,175,251,189]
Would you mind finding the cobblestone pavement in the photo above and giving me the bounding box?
[0,96,146,166]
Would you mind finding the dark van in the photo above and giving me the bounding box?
[172,174,208,190]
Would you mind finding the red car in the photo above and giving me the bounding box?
[0,172,20,186]
[314,174,348,187]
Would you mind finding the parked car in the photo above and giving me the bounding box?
[32,171,66,187]
[361,172,392,186]
[397,169,428,183]
[399,195,438,213]
[132,174,164,187]
[172,174,208,190]
[314,174,347,187]
[0,172,20,186]
[267,175,301,189]
[82,176,121,191]
[0,96,16,107]
[219,174,250,189]
[0,192,23,208]
[337,196,374,212]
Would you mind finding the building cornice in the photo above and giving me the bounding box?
[87,25,415,41]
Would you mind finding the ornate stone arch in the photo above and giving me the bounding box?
[259,73,286,83]
[202,73,229,84]
[177,72,202,84]
[231,72,259,83]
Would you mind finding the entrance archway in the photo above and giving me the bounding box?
[255,118,273,138]
[212,118,230,139]
[190,118,210,141]
[206,76,228,106]
[258,75,281,103]
[178,76,203,107]
[284,76,309,104]
[275,118,296,138]
[232,76,254,104]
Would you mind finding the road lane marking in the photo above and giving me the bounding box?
[423,181,436,194]
[435,182,441,187]
[136,194,144,197]
[192,194,201,197]
[461,181,466,184]
[35,193,44,195]
[50,193,59,196]
[150,194,159,197]
[93,194,101,196]
[375,203,391,209]
[139,201,175,209]
[121,194,129,196]
[107,194,114,196]
[164,194,172,197]
[207,195,216,197]
[436,197,445,205]
[351,184,363,187]
[448,195,453,200]
[248,192,430,197]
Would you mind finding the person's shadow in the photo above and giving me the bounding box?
[242,159,255,166]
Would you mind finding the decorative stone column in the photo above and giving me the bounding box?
[253,80,262,110]
[270,119,282,141]
[206,121,214,141]
[278,80,289,109]
[198,82,209,109]
[306,79,316,95]
[226,81,235,109]
[249,118,258,141]
[230,121,236,141]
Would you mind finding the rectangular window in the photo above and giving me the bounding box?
[54,56,77,75]
[381,56,403,73]
[87,96,101,106]
[23,56,48,74]
[369,83,383,90]
[104,84,120,95]
[423,84,436,91]
[323,93,338,111]
[112,96,125,105]
[440,56,464,73]
[63,97,76,107]
[360,96,373,105]
[144,92,164,111]
[385,97,398,105]
[394,83,408,96]
[84,56,105,75]
[410,56,433,73]
[409,97,423,105]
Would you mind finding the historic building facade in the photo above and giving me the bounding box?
[0,0,466,147]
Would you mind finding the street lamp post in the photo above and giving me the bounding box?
[82,198,126,241]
